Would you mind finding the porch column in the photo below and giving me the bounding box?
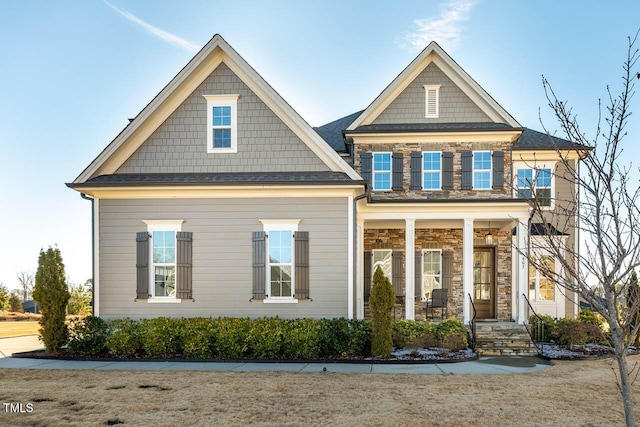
[405,219,416,320]
[463,218,474,324]
[516,218,528,324]
[356,219,365,319]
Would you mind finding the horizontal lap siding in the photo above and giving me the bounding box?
[99,197,349,319]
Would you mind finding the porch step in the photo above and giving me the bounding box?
[473,322,538,356]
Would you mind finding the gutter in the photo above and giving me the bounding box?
[352,186,369,318]
[80,193,96,316]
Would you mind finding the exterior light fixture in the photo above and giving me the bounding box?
[485,222,493,245]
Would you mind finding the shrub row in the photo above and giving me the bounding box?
[67,316,470,359]
[529,310,610,346]
[392,318,468,351]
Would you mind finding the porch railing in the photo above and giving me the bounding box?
[523,293,545,354]
[467,293,477,350]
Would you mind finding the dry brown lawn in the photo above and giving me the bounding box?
[0,321,39,338]
[1,356,639,426]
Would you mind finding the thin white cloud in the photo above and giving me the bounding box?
[400,0,477,52]
[103,1,199,53]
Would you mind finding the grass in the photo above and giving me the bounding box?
[0,321,40,338]
[0,356,639,426]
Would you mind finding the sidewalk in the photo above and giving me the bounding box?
[0,354,551,374]
[0,335,42,358]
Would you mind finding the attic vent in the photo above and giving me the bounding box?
[424,85,441,118]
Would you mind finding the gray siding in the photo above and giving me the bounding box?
[117,63,330,174]
[99,197,349,319]
[372,63,493,125]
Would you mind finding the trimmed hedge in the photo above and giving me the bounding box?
[66,316,466,359]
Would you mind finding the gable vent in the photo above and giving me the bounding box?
[424,85,441,118]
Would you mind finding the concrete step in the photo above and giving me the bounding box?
[470,322,539,356]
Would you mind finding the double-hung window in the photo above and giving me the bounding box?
[144,220,184,301]
[372,152,392,191]
[422,250,442,301]
[204,94,239,153]
[473,151,492,189]
[372,249,392,281]
[423,152,441,190]
[528,256,556,301]
[517,167,552,207]
[262,220,299,300]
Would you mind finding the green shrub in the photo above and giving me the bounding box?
[215,317,251,359]
[140,317,184,357]
[369,266,395,357]
[434,318,468,351]
[33,247,70,353]
[392,320,434,348]
[106,318,143,357]
[579,309,605,328]
[318,318,371,357]
[529,314,557,342]
[67,316,109,355]
[182,318,217,359]
[282,319,322,359]
[245,317,285,358]
[554,319,609,346]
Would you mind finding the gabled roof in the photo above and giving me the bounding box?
[313,110,363,153]
[74,34,361,183]
[347,41,520,130]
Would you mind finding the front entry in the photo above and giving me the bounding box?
[473,247,495,319]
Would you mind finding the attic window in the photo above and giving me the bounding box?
[203,94,239,153]
[424,85,441,118]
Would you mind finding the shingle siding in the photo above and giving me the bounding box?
[117,63,331,174]
[372,63,493,125]
[99,197,349,319]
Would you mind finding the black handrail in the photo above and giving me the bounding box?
[522,293,545,354]
[468,293,477,350]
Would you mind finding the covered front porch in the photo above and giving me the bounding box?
[355,200,531,324]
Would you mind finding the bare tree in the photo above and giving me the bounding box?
[17,270,34,301]
[522,31,640,426]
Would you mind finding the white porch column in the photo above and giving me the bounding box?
[462,218,474,324]
[405,219,416,320]
[356,219,365,319]
[516,218,528,324]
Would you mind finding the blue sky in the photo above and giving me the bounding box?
[1,0,639,291]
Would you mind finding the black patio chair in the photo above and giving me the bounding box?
[425,288,448,320]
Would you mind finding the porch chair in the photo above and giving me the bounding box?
[425,288,448,320]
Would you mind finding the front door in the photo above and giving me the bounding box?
[473,247,495,319]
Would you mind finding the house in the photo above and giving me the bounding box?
[67,34,581,325]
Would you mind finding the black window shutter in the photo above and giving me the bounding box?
[442,250,454,290]
[410,152,422,190]
[461,151,473,190]
[136,232,150,299]
[176,232,193,300]
[392,152,404,190]
[252,231,267,300]
[492,151,505,189]
[442,152,454,190]
[415,250,422,300]
[360,152,373,186]
[392,251,404,297]
[294,231,310,300]
[364,251,372,302]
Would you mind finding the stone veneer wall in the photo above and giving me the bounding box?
[353,141,513,200]
[363,227,512,321]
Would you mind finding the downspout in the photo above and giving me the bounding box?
[80,193,95,316]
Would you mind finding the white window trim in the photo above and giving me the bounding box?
[424,85,441,118]
[421,249,442,302]
[422,151,442,190]
[260,220,300,302]
[472,150,492,190]
[204,94,239,154]
[372,152,392,192]
[513,161,556,210]
[143,220,184,303]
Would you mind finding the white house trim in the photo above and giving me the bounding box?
[348,195,354,319]
[462,219,474,324]
[93,198,100,317]
[405,219,416,320]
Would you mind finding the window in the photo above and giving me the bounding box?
[424,85,441,118]
[473,151,492,190]
[204,94,239,153]
[423,152,441,190]
[372,152,392,191]
[144,220,184,300]
[422,250,441,301]
[372,249,392,281]
[529,256,556,301]
[517,167,552,207]
[262,220,299,300]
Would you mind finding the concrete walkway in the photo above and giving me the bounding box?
[0,335,43,358]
